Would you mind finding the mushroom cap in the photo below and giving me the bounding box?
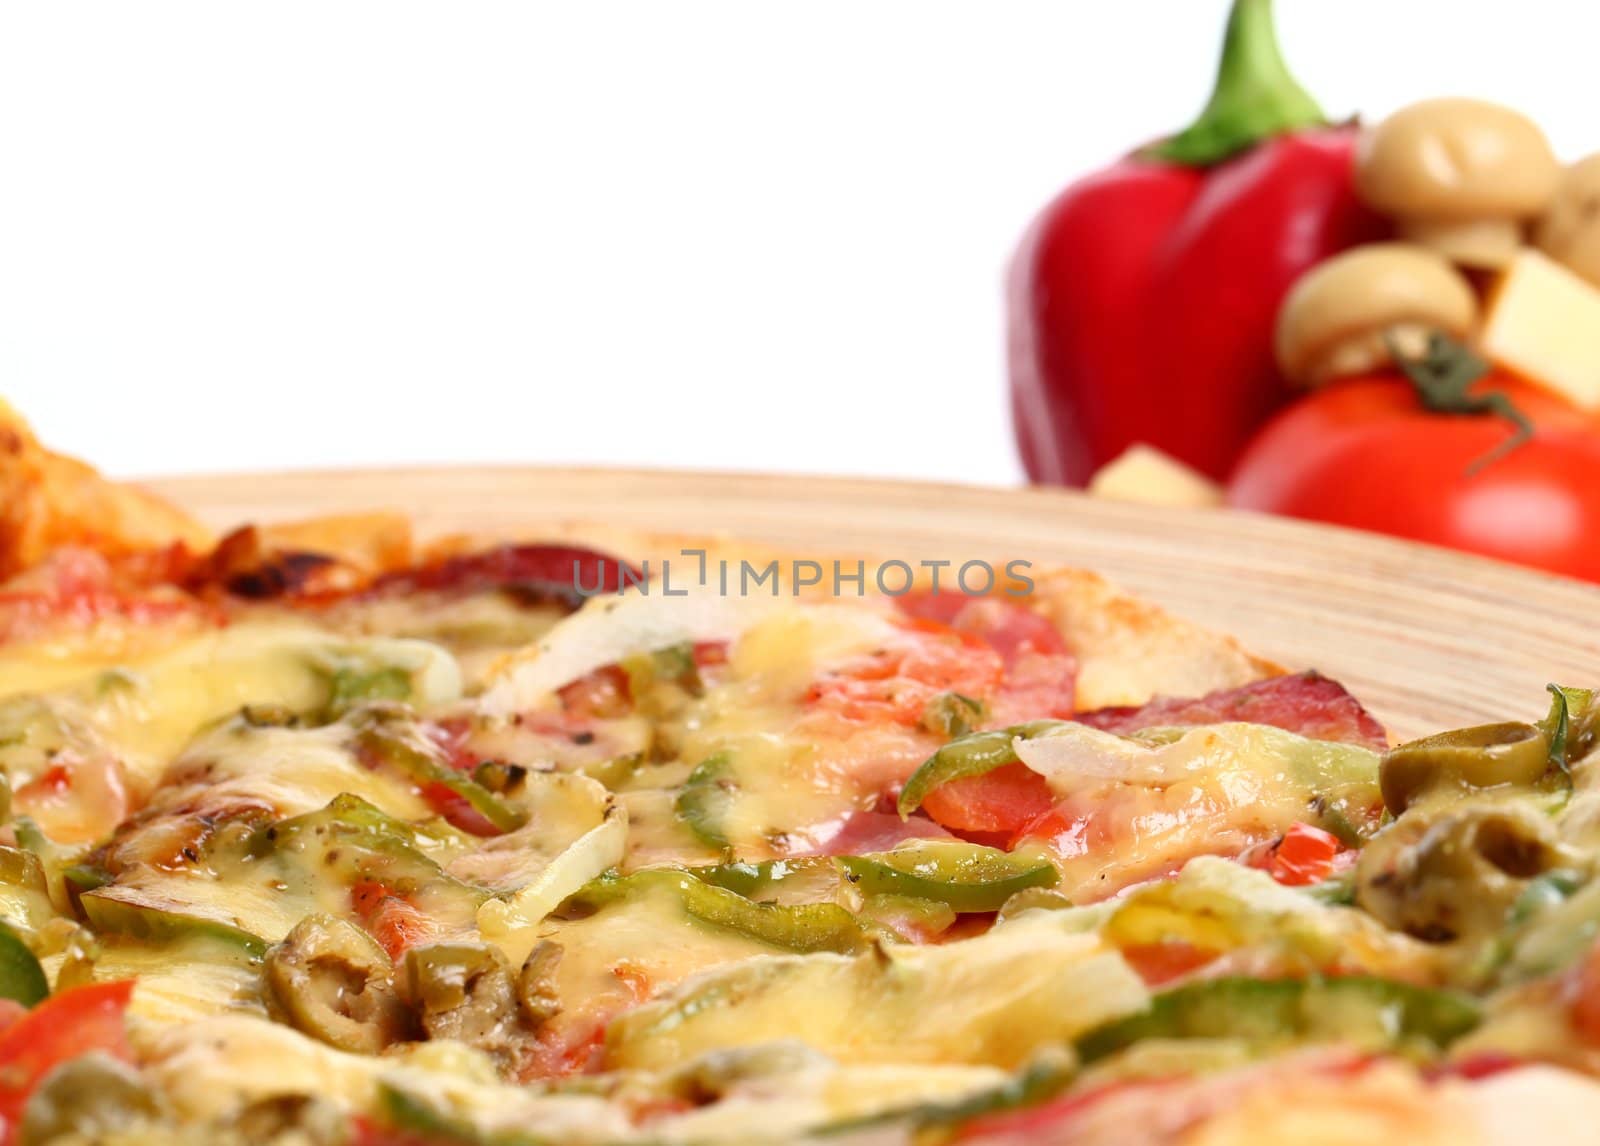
[1356,98,1560,220]
[1275,243,1479,385]
[1535,152,1600,287]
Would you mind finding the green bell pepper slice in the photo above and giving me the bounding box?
[0,920,46,1006]
[676,753,737,849]
[353,713,527,834]
[564,869,866,955]
[79,886,267,959]
[835,841,1058,913]
[898,721,1064,818]
[1076,975,1480,1064]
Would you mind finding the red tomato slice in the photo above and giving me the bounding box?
[919,763,1056,836]
[1246,822,1342,887]
[1119,941,1221,987]
[558,665,633,720]
[416,782,504,838]
[0,981,134,1140]
[351,882,434,962]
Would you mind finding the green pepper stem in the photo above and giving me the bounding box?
[1146,0,1326,166]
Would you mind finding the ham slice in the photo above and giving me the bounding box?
[790,810,954,857]
[1076,671,1388,752]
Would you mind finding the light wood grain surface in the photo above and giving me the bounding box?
[149,467,1600,742]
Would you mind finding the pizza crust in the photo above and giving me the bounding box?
[0,406,1279,715]
[0,401,212,578]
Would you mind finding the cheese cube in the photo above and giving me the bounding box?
[1482,249,1600,410]
[1088,445,1222,509]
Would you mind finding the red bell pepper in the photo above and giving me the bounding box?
[1008,0,1387,485]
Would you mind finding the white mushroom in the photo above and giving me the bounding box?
[1535,153,1600,288]
[1275,243,1479,386]
[1356,98,1560,268]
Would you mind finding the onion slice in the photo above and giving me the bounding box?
[480,588,779,715]
[477,801,628,964]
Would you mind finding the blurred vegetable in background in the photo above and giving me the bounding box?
[1229,337,1600,583]
[1008,0,1384,486]
[1013,0,1600,584]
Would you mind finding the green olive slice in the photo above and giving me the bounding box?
[1379,722,1549,816]
[265,914,409,1054]
[404,941,518,1047]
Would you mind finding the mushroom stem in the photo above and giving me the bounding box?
[1146,0,1327,167]
[1400,217,1524,269]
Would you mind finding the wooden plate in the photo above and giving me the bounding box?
[149,467,1600,742]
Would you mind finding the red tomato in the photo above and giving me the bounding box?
[351,882,434,961]
[415,782,504,838]
[920,763,1055,836]
[558,665,633,720]
[1245,822,1342,887]
[1228,374,1600,582]
[1119,941,1221,986]
[0,981,134,1141]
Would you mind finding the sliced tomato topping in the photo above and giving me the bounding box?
[558,665,633,720]
[1119,941,1222,987]
[1244,822,1344,887]
[0,981,134,1141]
[691,640,729,669]
[518,965,652,1081]
[919,763,1056,836]
[416,781,505,837]
[351,882,434,962]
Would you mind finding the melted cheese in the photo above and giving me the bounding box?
[478,799,628,965]
[1012,724,1381,896]
[607,912,1148,1070]
[668,603,909,851]
[0,621,462,795]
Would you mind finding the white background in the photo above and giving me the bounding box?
[1,2,1594,484]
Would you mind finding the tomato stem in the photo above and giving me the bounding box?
[1385,331,1532,474]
